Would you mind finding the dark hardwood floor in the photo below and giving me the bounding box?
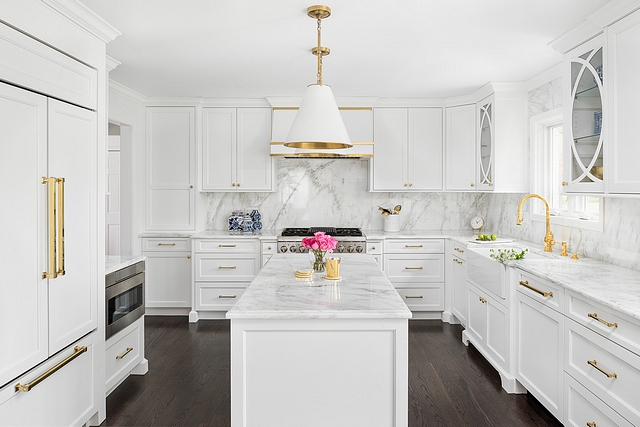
[102,317,562,427]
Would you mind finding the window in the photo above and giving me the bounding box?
[530,108,603,231]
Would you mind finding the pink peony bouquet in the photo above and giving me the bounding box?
[302,232,338,272]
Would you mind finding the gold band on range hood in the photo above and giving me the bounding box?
[283,5,352,151]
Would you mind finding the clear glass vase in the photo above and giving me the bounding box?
[308,250,326,272]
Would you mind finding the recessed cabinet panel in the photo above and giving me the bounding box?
[146,107,195,230]
[144,253,191,308]
[445,104,476,191]
[408,108,443,190]
[373,108,407,190]
[202,108,236,191]
[606,10,640,194]
[236,108,273,191]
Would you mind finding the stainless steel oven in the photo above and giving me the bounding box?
[106,261,145,339]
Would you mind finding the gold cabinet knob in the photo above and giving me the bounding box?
[190,185,193,189]
[232,183,236,187]
[409,183,413,187]
[562,181,568,186]
[267,246,272,250]
[488,183,493,187]
[187,255,191,259]
[470,183,475,187]
[237,183,241,187]
[404,183,407,187]
[372,246,376,250]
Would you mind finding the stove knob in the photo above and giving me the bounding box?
[291,245,300,253]
[280,245,288,253]
[347,245,355,253]
[336,245,345,253]
[299,246,309,253]
[355,245,363,253]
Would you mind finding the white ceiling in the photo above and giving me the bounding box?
[80,0,609,99]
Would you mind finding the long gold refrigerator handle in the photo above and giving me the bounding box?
[14,346,87,392]
[57,178,65,276]
[42,177,57,279]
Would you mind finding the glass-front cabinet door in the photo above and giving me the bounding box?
[564,37,604,193]
[477,99,494,190]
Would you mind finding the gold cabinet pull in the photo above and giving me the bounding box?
[232,183,236,186]
[15,346,87,393]
[479,297,487,303]
[470,183,475,187]
[157,243,176,246]
[267,246,272,250]
[562,181,569,186]
[219,295,237,299]
[190,185,194,189]
[587,359,617,379]
[587,422,597,427]
[219,244,237,248]
[405,295,423,299]
[405,266,423,270]
[42,177,58,279]
[56,178,65,276]
[371,246,376,250]
[219,266,237,269]
[115,347,133,360]
[519,280,553,297]
[187,255,191,259]
[454,247,464,253]
[588,313,618,328]
[405,245,423,248]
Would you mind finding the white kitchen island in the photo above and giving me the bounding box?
[226,253,412,427]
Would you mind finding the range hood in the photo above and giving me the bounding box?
[270,143,374,159]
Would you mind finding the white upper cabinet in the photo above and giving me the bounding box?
[146,106,196,230]
[605,9,640,194]
[563,36,604,193]
[475,90,528,193]
[202,107,273,192]
[371,107,443,191]
[445,104,476,191]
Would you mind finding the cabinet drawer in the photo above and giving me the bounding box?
[261,241,276,255]
[516,272,564,313]
[384,239,444,254]
[384,254,444,283]
[396,287,443,311]
[565,319,640,425]
[566,290,640,356]
[366,241,382,255]
[196,284,247,311]
[195,239,259,253]
[450,244,467,261]
[105,321,143,394]
[564,373,633,427]
[0,336,95,426]
[195,254,258,281]
[142,237,190,252]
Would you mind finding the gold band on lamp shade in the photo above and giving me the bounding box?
[284,84,352,150]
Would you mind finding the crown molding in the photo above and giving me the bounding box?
[373,98,444,108]
[548,21,602,54]
[199,98,272,107]
[266,96,379,108]
[42,0,121,43]
[588,0,640,28]
[109,80,145,105]
[106,55,121,72]
[523,63,562,91]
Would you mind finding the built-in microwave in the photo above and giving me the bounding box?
[106,261,145,339]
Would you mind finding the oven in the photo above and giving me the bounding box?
[277,227,366,254]
[105,261,145,339]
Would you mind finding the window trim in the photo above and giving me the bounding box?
[530,108,604,232]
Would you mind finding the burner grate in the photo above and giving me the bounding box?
[280,227,363,237]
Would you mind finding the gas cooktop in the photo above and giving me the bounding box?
[280,227,363,237]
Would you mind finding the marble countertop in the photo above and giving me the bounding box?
[506,256,640,322]
[226,253,412,320]
[139,232,194,238]
[105,255,146,275]
[362,229,479,245]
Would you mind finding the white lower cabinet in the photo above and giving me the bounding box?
[466,282,510,375]
[261,239,276,267]
[564,373,633,427]
[516,291,564,420]
[382,239,445,316]
[190,237,260,321]
[105,317,147,396]
[0,334,96,427]
[142,237,192,314]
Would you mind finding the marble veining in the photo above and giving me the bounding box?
[105,255,146,275]
[226,253,412,319]
[510,257,640,322]
[191,229,279,239]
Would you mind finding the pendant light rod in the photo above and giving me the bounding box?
[308,5,331,85]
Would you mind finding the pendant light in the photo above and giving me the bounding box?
[284,5,352,154]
